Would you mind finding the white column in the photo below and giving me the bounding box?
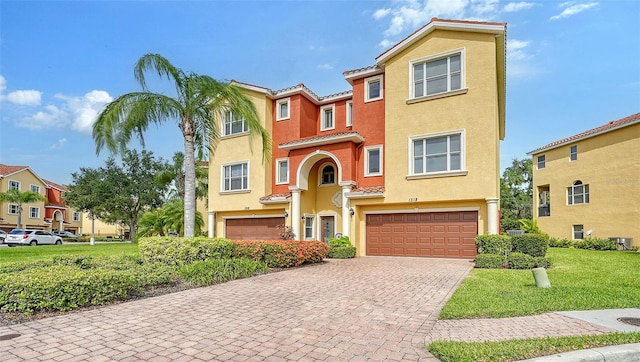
[486,198,499,235]
[342,185,351,238]
[290,188,301,240]
[208,212,215,238]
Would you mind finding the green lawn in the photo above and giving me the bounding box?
[0,243,139,264]
[440,248,640,319]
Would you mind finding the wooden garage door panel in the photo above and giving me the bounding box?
[366,211,478,258]
[226,217,285,240]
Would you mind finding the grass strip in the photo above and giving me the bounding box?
[0,243,139,264]
[428,332,640,362]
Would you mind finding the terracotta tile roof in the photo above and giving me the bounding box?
[259,192,292,202]
[343,65,382,77]
[279,131,365,149]
[528,112,640,154]
[43,179,68,191]
[0,164,29,177]
[320,90,352,101]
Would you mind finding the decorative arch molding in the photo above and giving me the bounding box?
[295,150,344,190]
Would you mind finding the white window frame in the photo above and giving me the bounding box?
[573,225,584,240]
[567,180,589,205]
[30,184,41,193]
[346,101,353,127]
[537,155,546,169]
[276,158,289,185]
[29,207,40,219]
[276,97,290,121]
[73,212,81,222]
[365,145,383,177]
[364,75,383,102]
[318,162,336,186]
[222,111,248,137]
[9,180,20,190]
[303,214,316,240]
[8,204,19,215]
[570,145,578,161]
[409,48,465,100]
[408,130,466,178]
[320,104,335,131]
[220,161,250,193]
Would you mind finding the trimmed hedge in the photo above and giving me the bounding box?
[507,252,535,269]
[574,237,617,251]
[533,256,552,268]
[475,254,505,269]
[548,237,573,248]
[138,236,234,265]
[232,240,328,268]
[476,235,511,255]
[511,234,548,257]
[177,258,268,286]
[328,246,357,259]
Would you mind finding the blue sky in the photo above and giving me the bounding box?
[1,0,638,185]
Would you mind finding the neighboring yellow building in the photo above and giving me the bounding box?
[0,164,83,234]
[208,18,506,258]
[528,113,640,248]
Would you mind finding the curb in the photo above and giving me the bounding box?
[518,343,640,361]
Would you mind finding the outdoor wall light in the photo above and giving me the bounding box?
[349,208,355,216]
[284,210,288,218]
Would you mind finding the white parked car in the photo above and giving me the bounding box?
[54,231,80,239]
[5,229,63,246]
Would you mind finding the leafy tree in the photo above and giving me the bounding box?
[65,149,169,240]
[156,151,208,202]
[93,53,270,238]
[0,189,45,229]
[137,199,204,237]
[500,158,533,232]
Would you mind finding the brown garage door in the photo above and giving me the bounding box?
[225,217,285,240]
[366,211,478,258]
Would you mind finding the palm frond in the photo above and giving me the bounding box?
[134,53,185,95]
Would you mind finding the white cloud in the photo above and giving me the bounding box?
[503,2,535,12]
[21,105,68,130]
[0,75,6,93]
[379,39,395,49]
[5,90,42,106]
[550,2,598,20]
[373,8,391,20]
[317,64,334,71]
[50,138,67,150]
[506,39,542,78]
[507,39,531,61]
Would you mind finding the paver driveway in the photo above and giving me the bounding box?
[0,257,472,361]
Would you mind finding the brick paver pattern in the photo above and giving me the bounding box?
[0,257,615,361]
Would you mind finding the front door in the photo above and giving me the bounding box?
[321,216,335,243]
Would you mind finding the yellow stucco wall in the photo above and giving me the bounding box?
[532,123,640,246]
[0,169,47,230]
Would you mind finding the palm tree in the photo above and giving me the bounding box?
[137,199,204,237]
[0,189,45,229]
[156,151,208,201]
[93,54,270,237]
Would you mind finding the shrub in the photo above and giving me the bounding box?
[574,237,617,251]
[507,252,535,269]
[475,235,511,255]
[328,235,352,247]
[327,246,357,259]
[177,258,267,286]
[533,257,552,268]
[232,240,328,268]
[548,237,573,248]
[138,236,234,265]
[475,254,505,269]
[511,234,548,257]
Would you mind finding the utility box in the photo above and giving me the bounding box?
[609,237,633,251]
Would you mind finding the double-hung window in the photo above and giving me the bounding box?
[346,101,353,126]
[411,132,463,175]
[276,158,289,184]
[222,111,247,136]
[320,105,335,131]
[30,185,40,193]
[8,204,19,215]
[537,155,546,169]
[73,212,81,222]
[304,215,315,240]
[222,162,249,192]
[570,145,578,161]
[29,207,39,218]
[365,75,383,102]
[276,98,290,121]
[412,50,462,98]
[9,180,20,190]
[567,180,589,205]
[365,145,383,176]
[573,225,584,240]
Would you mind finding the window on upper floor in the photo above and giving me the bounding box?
[410,131,464,176]
[365,75,383,102]
[276,98,290,121]
[320,105,335,131]
[537,155,546,169]
[276,158,289,185]
[8,204,19,215]
[573,224,584,240]
[346,101,353,127]
[567,180,589,205]
[411,49,463,99]
[320,164,335,185]
[222,111,248,136]
[73,212,81,222]
[29,207,40,218]
[9,180,20,190]
[365,145,383,177]
[222,162,249,192]
[30,184,40,193]
[570,145,578,161]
